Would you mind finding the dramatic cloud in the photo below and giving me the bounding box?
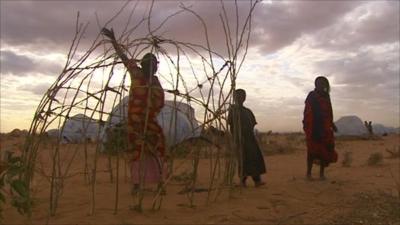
[18,82,53,96]
[0,50,36,75]
[252,1,360,53]
[0,50,64,76]
[310,1,400,51]
[1,1,397,55]
[0,1,257,55]
[314,43,399,104]
[0,1,134,52]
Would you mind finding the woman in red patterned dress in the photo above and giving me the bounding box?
[303,76,338,180]
[102,28,165,190]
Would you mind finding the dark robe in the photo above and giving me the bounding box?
[228,105,266,177]
[303,90,338,164]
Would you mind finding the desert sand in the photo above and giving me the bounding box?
[2,132,399,225]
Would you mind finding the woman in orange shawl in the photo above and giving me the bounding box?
[303,76,338,180]
[102,28,165,190]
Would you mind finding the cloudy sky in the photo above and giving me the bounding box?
[1,0,399,133]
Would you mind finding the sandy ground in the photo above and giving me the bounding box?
[1,133,399,225]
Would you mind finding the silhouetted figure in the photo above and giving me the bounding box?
[102,28,165,191]
[364,120,374,136]
[303,76,338,180]
[228,89,266,187]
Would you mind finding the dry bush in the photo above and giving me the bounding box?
[258,133,301,156]
[335,135,365,141]
[367,152,384,166]
[386,146,400,158]
[335,135,382,141]
[341,151,353,167]
[264,143,298,155]
[170,137,220,159]
[330,191,400,225]
[284,132,304,144]
[8,129,28,138]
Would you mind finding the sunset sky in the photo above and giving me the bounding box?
[1,0,399,133]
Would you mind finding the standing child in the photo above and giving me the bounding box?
[228,89,266,187]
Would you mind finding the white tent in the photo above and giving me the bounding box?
[334,115,399,136]
[47,114,102,143]
[334,115,367,136]
[102,97,201,148]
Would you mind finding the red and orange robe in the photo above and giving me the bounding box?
[303,90,337,164]
[126,60,165,161]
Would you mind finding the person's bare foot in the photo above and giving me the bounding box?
[319,175,326,181]
[306,174,313,181]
